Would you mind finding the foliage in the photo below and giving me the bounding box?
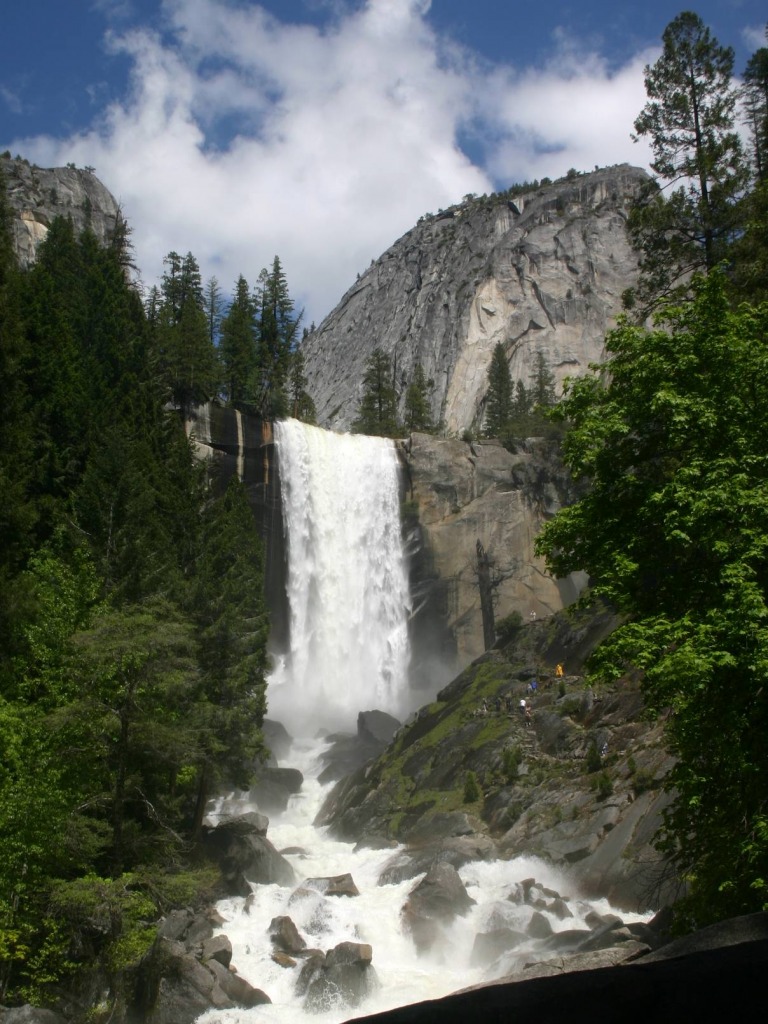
[484,343,513,438]
[463,770,481,803]
[0,212,270,1005]
[536,272,768,926]
[352,348,400,437]
[403,363,435,434]
[627,12,746,312]
[495,610,523,643]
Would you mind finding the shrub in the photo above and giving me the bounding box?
[463,770,481,803]
[496,611,523,643]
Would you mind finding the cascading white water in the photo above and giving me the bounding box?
[268,419,412,734]
[198,420,654,1024]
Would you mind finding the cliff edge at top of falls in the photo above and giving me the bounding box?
[301,164,647,435]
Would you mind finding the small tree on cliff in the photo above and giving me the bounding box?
[353,348,400,437]
[484,343,513,438]
[403,363,435,434]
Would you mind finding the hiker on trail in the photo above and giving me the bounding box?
[525,706,532,727]
[556,663,564,678]
[519,698,527,718]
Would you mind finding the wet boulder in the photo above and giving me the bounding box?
[203,816,295,895]
[303,873,360,897]
[250,767,304,814]
[138,937,270,1024]
[297,942,377,1013]
[269,915,307,954]
[402,863,476,952]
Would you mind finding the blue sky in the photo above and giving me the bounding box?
[2,1,765,324]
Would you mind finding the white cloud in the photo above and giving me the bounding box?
[9,0,655,325]
[742,25,767,51]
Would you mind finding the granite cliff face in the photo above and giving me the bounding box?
[302,165,646,434]
[1,155,123,265]
[402,433,586,673]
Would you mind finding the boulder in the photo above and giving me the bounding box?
[262,718,293,762]
[358,710,401,745]
[302,873,360,897]
[250,767,304,814]
[203,817,295,895]
[298,942,377,1013]
[402,863,476,952]
[470,928,528,966]
[269,916,307,954]
[200,934,232,967]
[138,938,270,1024]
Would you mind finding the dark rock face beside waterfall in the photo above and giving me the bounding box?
[316,601,675,911]
[301,165,645,436]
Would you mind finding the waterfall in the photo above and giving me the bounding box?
[268,419,411,735]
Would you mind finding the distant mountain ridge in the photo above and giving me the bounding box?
[301,165,647,433]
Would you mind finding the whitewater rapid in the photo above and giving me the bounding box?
[199,421,651,1022]
[201,740,652,1024]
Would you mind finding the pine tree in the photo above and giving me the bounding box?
[530,351,557,410]
[154,251,220,414]
[627,12,746,311]
[484,343,513,437]
[220,275,256,406]
[403,363,435,434]
[287,349,316,423]
[353,348,400,437]
[253,256,302,418]
[743,32,768,182]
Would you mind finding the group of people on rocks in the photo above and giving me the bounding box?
[474,664,565,726]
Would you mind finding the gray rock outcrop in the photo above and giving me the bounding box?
[203,813,295,894]
[301,166,645,435]
[2,155,123,267]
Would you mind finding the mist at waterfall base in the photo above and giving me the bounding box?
[200,421,652,1023]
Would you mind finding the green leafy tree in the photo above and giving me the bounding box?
[484,343,513,437]
[353,348,400,437]
[403,363,435,433]
[536,272,768,928]
[627,12,746,311]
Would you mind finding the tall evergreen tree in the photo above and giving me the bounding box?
[627,12,746,311]
[743,31,768,182]
[529,351,557,410]
[287,349,316,423]
[403,363,435,434]
[253,256,302,418]
[353,348,400,437]
[484,343,513,438]
[220,275,256,407]
[155,251,220,414]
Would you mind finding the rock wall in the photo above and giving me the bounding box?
[2,155,123,264]
[402,432,586,673]
[301,165,646,435]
